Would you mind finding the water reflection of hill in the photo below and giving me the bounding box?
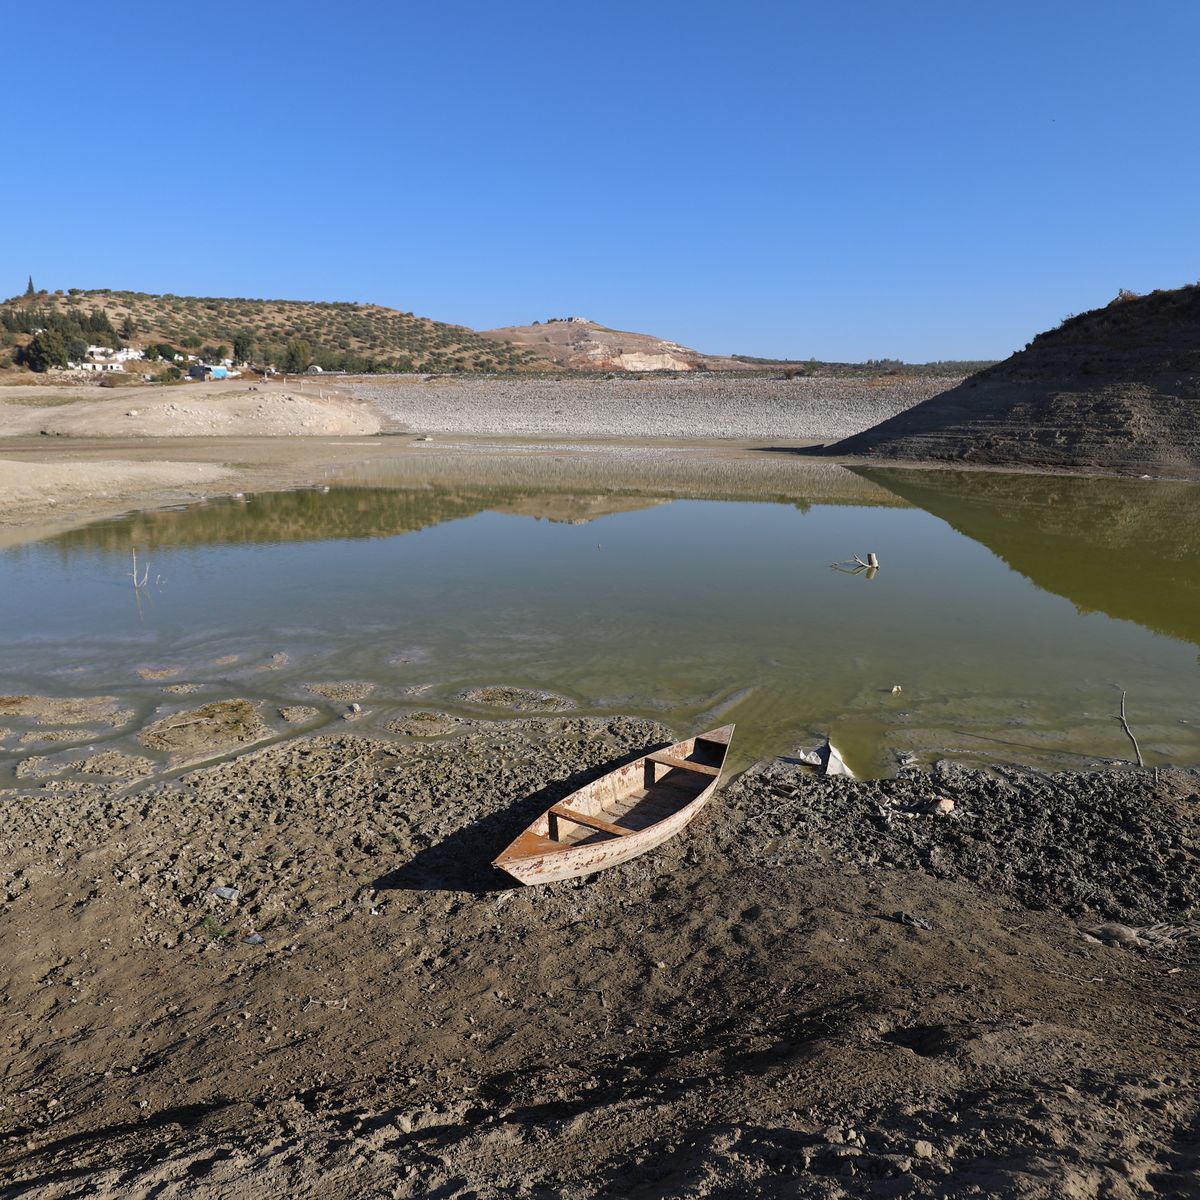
[860,468,1200,647]
[46,458,906,553]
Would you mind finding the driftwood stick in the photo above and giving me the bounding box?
[158,716,213,732]
[312,753,370,782]
[1117,690,1144,768]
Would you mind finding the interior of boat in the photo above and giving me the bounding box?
[505,729,731,857]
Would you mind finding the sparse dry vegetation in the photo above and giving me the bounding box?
[0,289,552,375]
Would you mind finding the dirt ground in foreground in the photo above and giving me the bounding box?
[1,717,1196,1199]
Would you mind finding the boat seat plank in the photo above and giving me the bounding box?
[502,830,567,859]
[646,751,720,777]
[549,804,633,837]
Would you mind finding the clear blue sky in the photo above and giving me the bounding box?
[5,1,1197,361]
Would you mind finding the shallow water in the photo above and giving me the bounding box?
[1,458,1198,777]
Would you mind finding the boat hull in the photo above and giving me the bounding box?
[492,725,733,885]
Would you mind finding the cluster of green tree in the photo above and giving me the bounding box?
[2,302,119,340]
[2,303,129,371]
[257,338,421,374]
[731,354,999,378]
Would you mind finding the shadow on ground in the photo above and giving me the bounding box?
[373,742,665,895]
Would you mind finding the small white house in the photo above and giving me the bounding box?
[85,346,143,363]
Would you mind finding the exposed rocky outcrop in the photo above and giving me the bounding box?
[482,316,746,372]
[828,285,1200,476]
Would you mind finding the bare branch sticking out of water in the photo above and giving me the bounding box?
[130,547,149,589]
[832,552,880,578]
[1117,690,1145,768]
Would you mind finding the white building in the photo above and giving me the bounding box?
[85,345,143,363]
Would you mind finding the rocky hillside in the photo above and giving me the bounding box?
[827,285,1200,476]
[0,289,552,375]
[482,316,747,372]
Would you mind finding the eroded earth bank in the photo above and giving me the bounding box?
[1,716,1197,1199]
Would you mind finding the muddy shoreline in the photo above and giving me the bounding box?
[2,384,1198,1197]
[1,717,1196,1198]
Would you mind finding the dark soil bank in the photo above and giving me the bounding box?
[829,285,1200,477]
[1,719,1198,1198]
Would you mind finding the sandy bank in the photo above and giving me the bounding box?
[0,434,903,539]
[0,379,380,439]
[0,457,232,532]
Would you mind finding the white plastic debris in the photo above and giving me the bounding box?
[820,740,856,779]
[212,885,240,901]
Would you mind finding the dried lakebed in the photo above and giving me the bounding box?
[0,718,1197,1198]
[347,373,961,441]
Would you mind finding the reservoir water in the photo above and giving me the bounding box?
[1,455,1197,777]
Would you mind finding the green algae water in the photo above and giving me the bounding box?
[1,457,1197,777]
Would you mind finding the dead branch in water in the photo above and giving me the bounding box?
[1117,690,1144,768]
[833,552,880,576]
[130,547,149,589]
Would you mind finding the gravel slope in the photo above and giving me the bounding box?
[350,375,961,440]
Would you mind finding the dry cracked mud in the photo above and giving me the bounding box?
[0,718,1197,1198]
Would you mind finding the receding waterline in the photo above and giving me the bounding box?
[1,466,1198,777]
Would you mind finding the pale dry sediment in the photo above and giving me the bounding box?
[350,374,961,441]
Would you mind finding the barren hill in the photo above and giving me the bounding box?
[827,285,1200,476]
[482,316,748,372]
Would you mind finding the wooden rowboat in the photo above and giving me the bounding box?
[492,725,734,885]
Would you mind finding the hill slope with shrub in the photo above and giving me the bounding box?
[828,285,1200,476]
[0,289,553,375]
